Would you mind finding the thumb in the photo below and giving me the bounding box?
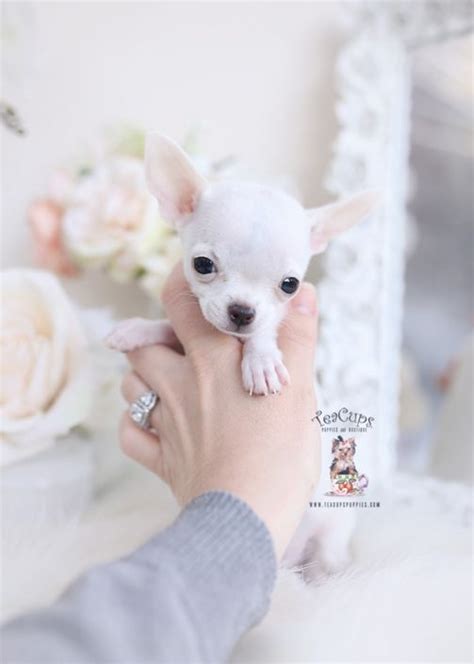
[278,282,318,377]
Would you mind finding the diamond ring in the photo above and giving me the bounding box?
[129,390,159,430]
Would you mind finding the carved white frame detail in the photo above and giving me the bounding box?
[317,2,473,481]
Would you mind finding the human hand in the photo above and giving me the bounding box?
[120,263,320,559]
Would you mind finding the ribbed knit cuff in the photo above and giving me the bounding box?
[134,491,277,652]
[172,491,277,619]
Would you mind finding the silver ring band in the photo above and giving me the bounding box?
[129,390,159,430]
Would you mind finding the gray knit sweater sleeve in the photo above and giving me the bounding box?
[1,492,277,663]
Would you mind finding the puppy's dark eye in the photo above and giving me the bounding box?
[193,256,216,275]
[280,277,300,295]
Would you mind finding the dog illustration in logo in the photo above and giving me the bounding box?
[329,435,368,495]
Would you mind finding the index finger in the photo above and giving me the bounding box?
[160,261,223,351]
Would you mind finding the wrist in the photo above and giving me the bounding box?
[187,481,305,560]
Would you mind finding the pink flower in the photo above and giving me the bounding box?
[28,199,79,277]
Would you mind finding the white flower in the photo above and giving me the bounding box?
[0,270,92,467]
[138,233,182,298]
[62,157,170,280]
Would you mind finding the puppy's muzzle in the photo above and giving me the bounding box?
[228,303,255,327]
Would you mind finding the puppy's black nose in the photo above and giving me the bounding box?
[228,303,255,327]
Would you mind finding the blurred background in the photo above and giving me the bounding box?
[1,1,342,313]
[400,35,473,481]
[1,2,472,487]
[1,4,472,655]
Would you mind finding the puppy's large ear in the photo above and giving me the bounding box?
[307,191,379,255]
[145,133,207,226]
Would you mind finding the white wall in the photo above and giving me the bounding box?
[2,1,343,315]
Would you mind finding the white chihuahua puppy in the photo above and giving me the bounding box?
[107,134,376,397]
[107,134,376,576]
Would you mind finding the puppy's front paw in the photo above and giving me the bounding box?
[241,348,290,396]
[104,318,155,353]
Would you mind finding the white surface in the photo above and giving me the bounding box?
[0,435,94,535]
[2,468,472,662]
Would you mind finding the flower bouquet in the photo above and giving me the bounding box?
[28,125,235,298]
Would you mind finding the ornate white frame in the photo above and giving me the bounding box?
[317,2,473,481]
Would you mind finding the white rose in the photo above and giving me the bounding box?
[0,270,92,467]
[62,157,170,281]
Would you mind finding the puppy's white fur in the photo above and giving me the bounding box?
[106,134,377,572]
[107,134,376,396]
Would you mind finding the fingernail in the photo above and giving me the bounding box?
[291,284,317,316]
